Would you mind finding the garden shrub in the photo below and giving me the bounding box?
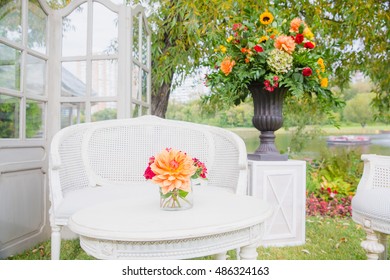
[305,150,363,217]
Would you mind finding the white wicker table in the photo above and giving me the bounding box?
[67,185,273,260]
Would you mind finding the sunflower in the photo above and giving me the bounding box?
[260,11,274,25]
[258,35,269,43]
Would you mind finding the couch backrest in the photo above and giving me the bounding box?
[49,116,248,205]
[360,154,390,189]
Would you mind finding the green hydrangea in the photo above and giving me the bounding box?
[266,49,293,74]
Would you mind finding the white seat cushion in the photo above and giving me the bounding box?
[55,184,153,220]
[352,188,390,223]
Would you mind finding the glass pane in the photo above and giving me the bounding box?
[26,54,46,96]
[61,61,86,97]
[28,0,47,54]
[141,69,147,102]
[91,102,117,121]
[91,60,117,97]
[0,43,21,91]
[141,106,148,116]
[132,64,139,99]
[61,102,85,128]
[0,94,20,138]
[132,14,139,60]
[26,99,44,138]
[92,2,118,55]
[0,0,22,43]
[131,103,140,118]
[141,18,148,65]
[62,3,88,57]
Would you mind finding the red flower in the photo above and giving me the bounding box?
[304,42,315,49]
[232,23,242,31]
[253,45,263,53]
[143,165,155,179]
[302,67,313,77]
[273,76,279,81]
[295,34,304,44]
[264,80,271,87]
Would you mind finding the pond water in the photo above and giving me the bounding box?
[242,132,390,159]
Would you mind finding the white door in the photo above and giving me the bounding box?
[0,0,50,258]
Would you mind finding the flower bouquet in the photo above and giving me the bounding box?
[204,8,343,160]
[144,148,207,210]
[205,8,340,107]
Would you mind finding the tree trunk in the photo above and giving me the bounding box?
[151,74,174,118]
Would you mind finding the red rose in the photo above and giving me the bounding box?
[304,42,315,49]
[253,45,263,52]
[295,34,304,44]
[302,67,313,77]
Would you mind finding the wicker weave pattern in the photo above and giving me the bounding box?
[82,116,244,192]
[58,131,90,196]
[86,124,212,184]
[352,154,390,260]
[373,165,390,189]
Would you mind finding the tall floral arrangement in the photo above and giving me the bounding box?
[204,7,343,113]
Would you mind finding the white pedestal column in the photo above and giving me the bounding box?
[248,160,306,247]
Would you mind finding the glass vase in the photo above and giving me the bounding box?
[160,186,193,211]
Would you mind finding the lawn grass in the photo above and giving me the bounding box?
[7,216,390,260]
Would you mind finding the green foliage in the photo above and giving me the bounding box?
[308,150,363,199]
[0,98,43,138]
[0,97,19,138]
[343,93,375,127]
[25,101,43,138]
[91,108,117,122]
[166,99,253,127]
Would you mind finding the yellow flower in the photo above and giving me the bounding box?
[317,58,325,72]
[219,45,227,53]
[260,11,274,25]
[303,27,314,39]
[320,77,328,88]
[258,35,269,43]
[226,36,233,43]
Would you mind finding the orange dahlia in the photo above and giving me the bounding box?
[220,57,236,76]
[151,149,196,194]
[290,18,303,33]
[274,35,296,54]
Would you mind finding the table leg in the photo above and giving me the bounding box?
[239,244,258,260]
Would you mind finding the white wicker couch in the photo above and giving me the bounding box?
[48,116,248,259]
[352,154,390,260]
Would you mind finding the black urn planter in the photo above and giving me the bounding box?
[247,82,288,161]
